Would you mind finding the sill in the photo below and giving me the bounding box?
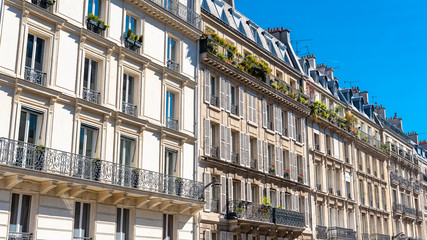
[281,135,290,140]
[229,113,240,120]
[208,104,221,112]
[295,141,304,147]
[265,128,275,135]
[247,121,257,128]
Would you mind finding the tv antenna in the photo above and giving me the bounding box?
[343,80,360,88]
[291,39,313,56]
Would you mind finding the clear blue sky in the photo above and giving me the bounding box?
[235,0,427,141]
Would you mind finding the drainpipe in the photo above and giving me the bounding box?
[193,37,200,240]
[305,117,313,240]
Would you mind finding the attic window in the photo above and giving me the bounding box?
[247,20,262,46]
[229,8,246,36]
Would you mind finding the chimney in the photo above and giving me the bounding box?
[407,131,418,143]
[388,113,403,131]
[359,91,369,104]
[374,104,386,118]
[269,27,291,45]
[317,63,327,75]
[303,54,316,69]
[351,86,360,94]
[325,67,334,80]
[223,0,234,7]
[419,140,427,149]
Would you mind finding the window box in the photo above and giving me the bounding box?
[86,14,109,34]
[31,0,55,9]
[125,29,143,50]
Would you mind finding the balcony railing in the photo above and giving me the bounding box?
[282,128,288,136]
[210,94,219,106]
[231,105,238,115]
[328,187,333,194]
[150,0,201,29]
[393,203,403,214]
[249,158,257,170]
[73,237,92,240]
[228,200,305,228]
[8,232,32,240]
[316,225,327,239]
[414,183,420,194]
[83,87,100,104]
[316,184,322,191]
[416,209,423,220]
[362,233,370,240]
[390,172,399,185]
[167,59,179,72]
[231,152,239,164]
[166,117,178,130]
[24,67,46,86]
[327,227,356,240]
[370,233,390,240]
[399,178,408,189]
[315,144,320,151]
[336,190,341,197]
[210,146,218,158]
[122,101,137,116]
[31,0,54,9]
[403,205,416,218]
[267,121,273,131]
[0,138,204,201]
[211,198,219,213]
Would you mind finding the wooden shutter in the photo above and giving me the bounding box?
[303,156,307,185]
[220,176,226,214]
[204,119,210,156]
[305,196,309,226]
[204,230,211,240]
[239,132,245,166]
[287,111,292,139]
[219,76,225,110]
[238,87,244,118]
[257,139,263,171]
[273,104,278,132]
[292,113,296,140]
[277,147,283,177]
[274,146,279,177]
[275,190,280,208]
[220,125,226,161]
[246,182,252,202]
[258,185,263,204]
[203,172,211,212]
[301,117,305,144]
[263,141,268,173]
[262,98,267,128]
[266,187,270,204]
[290,152,296,181]
[277,106,282,134]
[252,94,257,124]
[228,177,233,201]
[247,93,251,122]
[203,69,210,104]
[226,127,231,162]
[240,180,245,201]
[333,134,340,159]
[225,80,231,112]
[281,191,286,208]
[245,134,250,168]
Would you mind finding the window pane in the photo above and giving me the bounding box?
[27,113,38,144]
[83,58,90,88]
[123,209,129,240]
[79,127,85,155]
[73,202,81,237]
[127,76,134,104]
[86,129,94,158]
[122,74,127,103]
[25,35,34,68]
[9,193,20,233]
[168,214,173,240]
[82,203,90,237]
[90,60,97,90]
[20,195,31,233]
[34,37,44,71]
[116,208,122,240]
[18,111,28,142]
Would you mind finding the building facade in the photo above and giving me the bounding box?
[0,0,204,239]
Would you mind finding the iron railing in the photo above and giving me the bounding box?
[167,59,179,72]
[393,203,403,214]
[231,152,239,164]
[399,178,408,189]
[8,232,32,240]
[315,144,320,151]
[210,146,218,158]
[416,209,423,219]
[316,184,322,191]
[362,233,370,240]
[148,0,201,29]
[0,138,204,200]
[390,172,399,185]
[24,67,46,86]
[316,225,327,239]
[403,205,416,218]
[166,117,178,130]
[282,128,288,136]
[83,87,100,104]
[210,94,219,106]
[211,198,219,213]
[370,233,390,240]
[31,0,54,9]
[228,200,305,228]
[327,227,356,240]
[231,105,238,115]
[249,158,257,170]
[413,182,420,194]
[122,101,137,117]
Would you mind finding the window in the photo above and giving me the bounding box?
[375,185,379,208]
[162,214,174,240]
[74,202,90,240]
[122,74,136,116]
[209,123,218,158]
[359,181,364,204]
[165,91,177,130]
[9,193,31,236]
[281,111,287,136]
[118,137,135,186]
[210,76,219,106]
[25,34,45,84]
[317,205,324,226]
[167,37,178,63]
[361,214,366,233]
[79,125,97,158]
[266,103,273,130]
[295,118,301,142]
[83,58,99,103]
[165,149,178,177]
[326,135,331,155]
[368,184,372,206]
[314,133,320,150]
[285,194,291,210]
[87,0,101,16]
[267,144,273,167]
[18,108,42,144]
[230,85,238,115]
[297,155,303,177]
[125,15,136,34]
[247,92,257,123]
[116,208,130,240]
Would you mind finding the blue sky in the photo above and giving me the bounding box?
[235,0,427,141]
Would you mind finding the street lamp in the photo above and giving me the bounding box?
[204,179,221,190]
[392,232,404,240]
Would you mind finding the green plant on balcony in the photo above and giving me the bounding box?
[298,174,304,182]
[311,101,328,119]
[278,206,283,209]
[87,13,109,30]
[284,170,290,178]
[238,55,272,81]
[269,165,275,174]
[271,83,280,90]
[131,168,140,188]
[298,95,307,104]
[34,144,46,171]
[344,111,359,134]
[380,142,391,154]
[125,29,143,48]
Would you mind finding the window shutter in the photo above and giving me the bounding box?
[257,139,263,171]
[260,235,266,240]
[291,194,296,211]
[258,185,263,204]
[219,76,225,110]
[287,111,292,138]
[334,134,340,159]
[240,180,245,201]
[227,232,233,240]
[273,104,278,132]
[248,234,253,240]
[281,191,286,208]
[239,132,245,166]
[246,182,252,202]
[301,118,305,144]
[203,69,210,104]
[245,134,250,168]
[238,87,244,118]
[278,147,283,177]
[263,141,268,173]
[277,106,282,135]
[203,172,212,212]
[228,177,233,201]
[303,156,307,185]
[294,153,298,182]
[226,127,231,162]
[204,119,210,156]
[204,230,211,240]
[305,196,309,226]
[220,125,226,161]
[274,146,279,177]
[266,187,270,204]
[292,113,297,140]
[262,98,267,128]
[276,190,280,208]
[247,93,251,122]
[226,80,231,112]
[220,176,226,214]
[252,95,257,124]
[291,153,296,181]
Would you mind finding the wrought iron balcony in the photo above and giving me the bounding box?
[231,105,238,115]
[315,144,320,151]
[122,101,137,116]
[328,187,334,194]
[166,59,179,72]
[274,207,305,228]
[316,225,327,239]
[124,36,142,51]
[249,158,257,170]
[393,203,403,215]
[327,227,356,240]
[347,193,352,199]
[413,182,420,194]
[296,134,302,143]
[150,0,201,29]
[211,198,219,213]
[362,233,370,240]
[210,94,219,106]
[83,87,100,104]
[399,178,408,189]
[166,117,178,130]
[210,146,218,158]
[407,181,413,191]
[345,157,350,164]
[316,184,322,191]
[336,189,341,197]
[24,67,46,86]
[327,149,331,156]
[390,172,399,185]
[8,232,32,240]
[416,209,423,221]
[0,138,204,201]
[370,233,390,240]
[31,0,55,10]
[231,152,239,164]
[228,200,273,223]
[403,205,416,218]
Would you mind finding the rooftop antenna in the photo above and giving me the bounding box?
[291,39,313,56]
[343,80,360,88]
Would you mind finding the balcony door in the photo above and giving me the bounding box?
[74,202,91,240]
[167,37,178,63]
[87,0,100,16]
[122,74,135,116]
[165,91,176,129]
[9,193,31,238]
[17,109,43,168]
[77,125,98,179]
[164,149,178,195]
[83,58,99,103]
[117,137,135,186]
[25,34,44,73]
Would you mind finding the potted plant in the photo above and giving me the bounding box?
[34,144,46,171]
[175,177,183,196]
[269,165,275,174]
[131,168,140,188]
[284,170,290,178]
[134,35,143,48]
[298,174,304,183]
[260,197,272,218]
[92,157,101,181]
[87,13,99,27]
[98,19,109,31]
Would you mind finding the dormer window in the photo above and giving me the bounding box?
[229,8,246,36]
[247,20,262,46]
